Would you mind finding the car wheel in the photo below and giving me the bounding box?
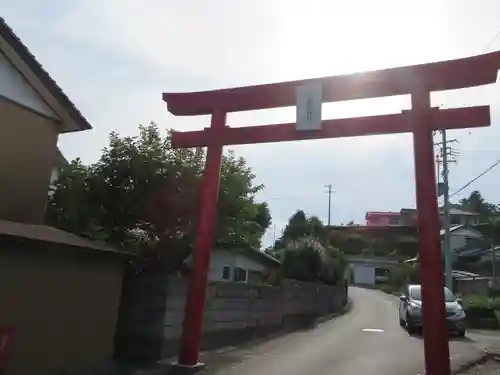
[457,330,466,338]
[399,315,405,327]
[406,315,419,335]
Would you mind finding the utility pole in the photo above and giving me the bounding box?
[435,131,458,290]
[492,240,497,289]
[325,184,334,226]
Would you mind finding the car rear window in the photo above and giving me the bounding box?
[409,286,456,302]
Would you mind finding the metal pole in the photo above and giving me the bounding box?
[325,184,332,226]
[492,241,496,289]
[442,129,453,290]
[177,109,226,367]
[411,91,450,375]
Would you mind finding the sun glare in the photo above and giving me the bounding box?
[266,1,444,122]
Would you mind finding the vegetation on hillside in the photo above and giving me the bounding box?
[273,191,500,261]
[270,209,420,259]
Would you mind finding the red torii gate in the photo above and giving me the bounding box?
[163,51,500,375]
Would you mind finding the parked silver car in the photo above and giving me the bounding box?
[398,284,466,337]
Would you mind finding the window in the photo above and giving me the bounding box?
[375,268,388,277]
[375,268,389,284]
[247,270,263,285]
[466,237,488,250]
[409,286,456,302]
[222,266,230,280]
[233,267,247,282]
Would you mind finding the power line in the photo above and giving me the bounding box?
[450,157,500,198]
[439,26,500,199]
[436,25,500,113]
[484,28,500,52]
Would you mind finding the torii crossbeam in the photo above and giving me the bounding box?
[164,50,500,375]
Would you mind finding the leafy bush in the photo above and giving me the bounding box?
[281,237,346,285]
[462,295,500,329]
[463,295,500,310]
[282,238,323,283]
[387,263,420,290]
[326,226,419,258]
[395,236,419,258]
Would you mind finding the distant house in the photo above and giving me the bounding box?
[387,207,480,227]
[206,248,281,285]
[400,208,417,226]
[446,208,480,226]
[441,225,487,260]
[406,224,488,264]
[365,211,401,226]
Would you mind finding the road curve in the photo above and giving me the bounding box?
[204,287,485,375]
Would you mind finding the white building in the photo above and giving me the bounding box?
[206,248,281,285]
[447,208,480,226]
[348,255,400,286]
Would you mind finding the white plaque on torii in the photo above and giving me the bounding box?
[296,83,323,131]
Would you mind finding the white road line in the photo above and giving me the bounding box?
[361,328,384,332]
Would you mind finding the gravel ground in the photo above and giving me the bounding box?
[461,359,500,375]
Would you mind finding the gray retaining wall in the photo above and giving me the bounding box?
[115,270,347,362]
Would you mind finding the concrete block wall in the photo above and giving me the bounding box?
[115,270,347,362]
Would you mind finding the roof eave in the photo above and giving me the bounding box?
[0,18,92,133]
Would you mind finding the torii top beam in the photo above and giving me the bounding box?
[163,51,500,116]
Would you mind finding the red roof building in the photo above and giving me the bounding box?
[365,211,402,226]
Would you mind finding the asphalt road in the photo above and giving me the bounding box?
[204,287,486,375]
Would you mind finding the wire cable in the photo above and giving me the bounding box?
[441,26,500,198]
[449,157,500,198]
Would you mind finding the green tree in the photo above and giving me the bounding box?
[456,190,500,222]
[47,122,271,267]
[387,263,420,290]
[282,238,323,282]
[281,237,346,285]
[212,150,270,250]
[275,210,327,248]
[281,210,309,241]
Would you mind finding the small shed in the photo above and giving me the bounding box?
[0,220,131,375]
[452,270,491,296]
[347,255,400,286]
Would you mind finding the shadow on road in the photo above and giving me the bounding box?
[404,329,477,343]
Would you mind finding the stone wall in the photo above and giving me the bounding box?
[115,269,348,362]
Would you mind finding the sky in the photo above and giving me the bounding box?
[2,0,500,247]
